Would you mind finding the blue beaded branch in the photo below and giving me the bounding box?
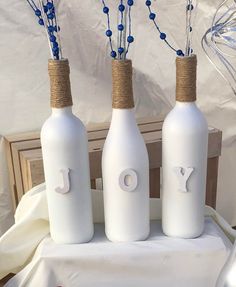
[145,0,196,57]
[101,0,135,60]
[26,0,62,60]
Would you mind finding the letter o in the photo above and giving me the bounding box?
[119,169,138,192]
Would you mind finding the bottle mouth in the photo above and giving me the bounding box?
[176,54,197,60]
[48,58,69,63]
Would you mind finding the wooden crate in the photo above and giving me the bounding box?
[4,118,222,210]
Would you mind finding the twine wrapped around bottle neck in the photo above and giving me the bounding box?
[176,55,197,102]
[48,59,73,108]
[112,59,134,109]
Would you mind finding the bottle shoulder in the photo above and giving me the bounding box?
[106,119,144,145]
[163,103,208,132]
[41,112,87,139]
[104,126,148,160]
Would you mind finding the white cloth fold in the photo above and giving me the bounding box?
[5,219,234,287]
[0,183,236,282]
[0,184,48,278]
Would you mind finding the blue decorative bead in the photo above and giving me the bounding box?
[111,50,117,58]
[149,13,156,20]
[127,0,134,6]
[52,46,59,53]
[177,49,184,56]
[48,25,54,32]
[103,6,109,14]
[146,0,151,6]
[160,33,166,40]
[118,47,124,54]
[187,4,194,11]
[106,29,112,37]
[35,9,41,17]
[43,5,48,13]
[188,47,193,54]
[127,35,134,43]
[119,4,125,12]
[47,13,54,20]
[118,24,124,31]
[47,2,53,10]
[53,41,59,48]
[38,18,44,25]
[50,35,56,42]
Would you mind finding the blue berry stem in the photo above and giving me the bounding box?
[145,0,186,56]
[122,5,128,60]
[27,0,37,11]
[38,0,54,58]
[185,0,194,56]
[26,0,62,60]
[119,1,124,60]
[146,2,184,56]
[102,0,114,57]
[51,0,63,59]
[125,4,132,56]
[101,0,135,59]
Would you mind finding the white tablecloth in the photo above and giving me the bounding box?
[5,218,232,287]
[1,184,236,286]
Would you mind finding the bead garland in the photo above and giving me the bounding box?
[145,0,196,57]
[26,0,62,60]
[101,1,135,59]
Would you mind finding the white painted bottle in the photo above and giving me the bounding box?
[102,59,150,242]
[41,59,94,244]
[162,55,208,238]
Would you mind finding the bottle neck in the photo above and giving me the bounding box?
[112,59,134,109]
[111,108,136,124]
[176,55,197,102]
[48,59,73,109]
[175,101,196,107]
[51,106,73,116]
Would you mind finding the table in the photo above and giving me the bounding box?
[6,218,231,287]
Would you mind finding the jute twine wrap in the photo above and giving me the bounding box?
[176,54,197,102]
[48,59,73,108]
[112,59,134,109]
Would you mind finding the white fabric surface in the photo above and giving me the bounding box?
[5,220,232,287]
[0,0,236,235]
[0,184,236,286]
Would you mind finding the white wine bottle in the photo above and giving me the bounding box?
[102,59,150,242]
[162,55,208,238]
[41,59,94,244]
